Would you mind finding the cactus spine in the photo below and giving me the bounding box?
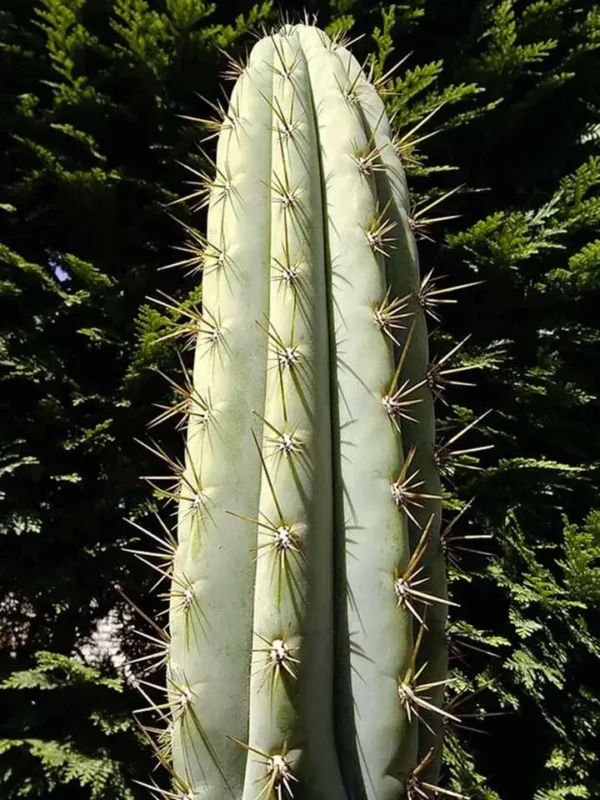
[138,22,462,800]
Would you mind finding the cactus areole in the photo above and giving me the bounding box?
[146,22,454,800]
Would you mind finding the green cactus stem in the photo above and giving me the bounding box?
[135,20,464,800]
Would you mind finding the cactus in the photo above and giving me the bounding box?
[133,21,475,800]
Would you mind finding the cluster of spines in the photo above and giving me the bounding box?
[121,19,493,800]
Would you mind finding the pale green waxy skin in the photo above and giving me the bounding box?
[297,26,417,800]
[168,37,275,798]
[241,31,345,800]
[353,66,447,780]
[164,22,446,800]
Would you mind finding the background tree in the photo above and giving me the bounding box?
[0,0,599,798]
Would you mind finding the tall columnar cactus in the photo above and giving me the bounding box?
[135,21,470,800]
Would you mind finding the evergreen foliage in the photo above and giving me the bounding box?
[0,0,599,798]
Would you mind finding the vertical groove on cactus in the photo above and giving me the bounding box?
[130,19,478,800]
[297,27,418,800]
